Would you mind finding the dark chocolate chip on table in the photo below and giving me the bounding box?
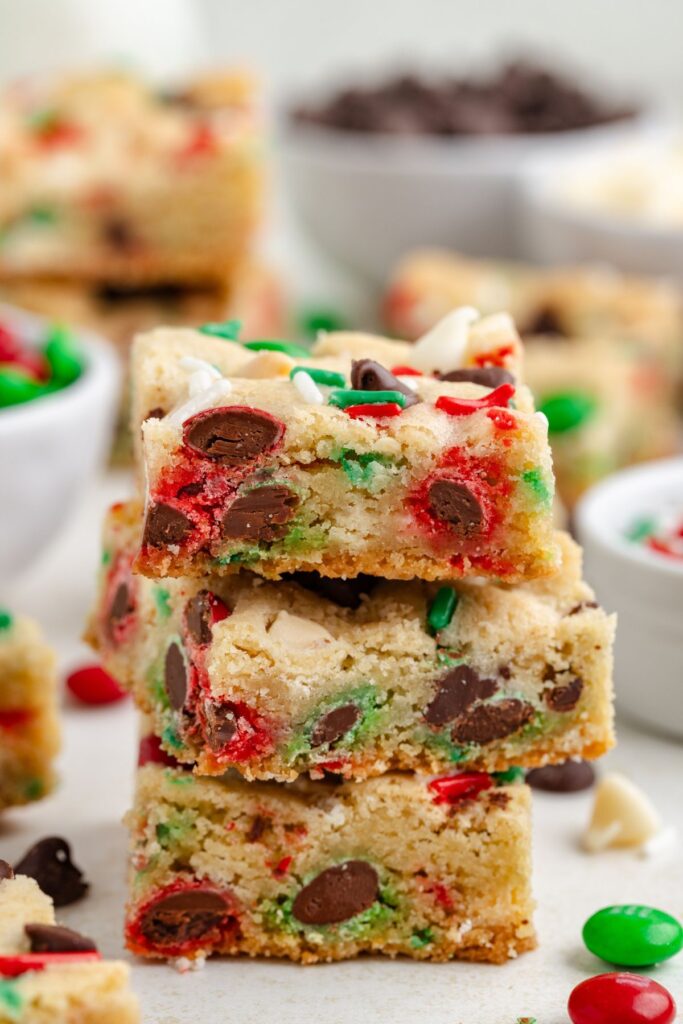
[292,861,379,925]
[427,480,483,536]
[140,888,233,946]
[350,359,420,406]
[310,704,361,747]
[222,485,298,543]
[184,408,283,465]
[143,503,193,548]
[284,572,378,609]
[14,837,89,907]
[526,759,596,793]
[439,367,515,388]
[451,698,535,745]
[0,860,14,880]
[25,923,97,953]
[164,642,187,711]
[424,665,498,726]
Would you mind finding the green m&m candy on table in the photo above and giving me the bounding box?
[583,904,683,967]
[538,391,596,434]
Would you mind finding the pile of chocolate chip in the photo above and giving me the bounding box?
[291,60,637,136]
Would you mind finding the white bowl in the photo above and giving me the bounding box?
[576,457,683,739]
[281,112,665,282]
[0,304,119,582]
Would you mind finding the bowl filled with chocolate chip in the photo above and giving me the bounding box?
[283,59,656,280]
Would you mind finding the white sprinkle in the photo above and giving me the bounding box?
[410,307,479,373]
[397,375,419,391]
[535,411,549,427]
[179,356,222,379]
[188,369,214,396]
[167,378,233,427]
[292,370,324,405]
[172,955,206,973]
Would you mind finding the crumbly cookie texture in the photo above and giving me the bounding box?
[383,249,682,506]
[0,69,262,283]
[133,319,558,583]
[0,872,139,1024]
[0,612,60,812]
[87,501,613,781]
[125,762,535,964]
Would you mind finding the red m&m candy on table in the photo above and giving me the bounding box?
[568,973,676,1024]
[65,664,127,705]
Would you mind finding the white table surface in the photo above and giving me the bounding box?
[5,469,683,1024]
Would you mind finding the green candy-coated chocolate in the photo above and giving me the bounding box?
[298,306,347,338]
[198,319,242,341]
[328,388,407,410]
[243,339,310,358]
[43,325,83,386]
[0,367,44,407]
[427,587,458,633]
[0,609,13,631]
[290,366,346,388]
[493,766,525,785]
[583,904,683,967]
[538,392,596,434]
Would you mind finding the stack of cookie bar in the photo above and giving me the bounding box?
[88,310,615,965]
[0,68,284,457]
[384,250,682,507]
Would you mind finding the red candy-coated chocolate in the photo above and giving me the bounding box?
[0,709,32,729]
[0,952,101,977]
[126,879,237,958]
[474,344,515,368]
[428,771,493,805]
[435,383,515,417]
[0,323,48,380]
[390,365,422,376]
[345,402,403,419]
[568,974,676,1024]
[138,735,181,768]
[66,664,128,705]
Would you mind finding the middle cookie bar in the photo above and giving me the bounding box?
[88,501,614,782]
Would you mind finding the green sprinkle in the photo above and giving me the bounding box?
[24,778,45,801]
[243,340,310,358]
[154,587,172,619]
[290,366,346,388]
[427,587,458,634]
[522,468,551,505]
[493,766,525,785]
[222,548,262,565]
[0,367,45,407]
[328,388,407,409]
[164,768,194,786]
[626,516,656,543]
[337,449,394,489]
[538,392,597,434]
[410,927,434,949]
[101,549,111,566]
[0,610,13,631]
[27,205,57,225]
[43,324,83,386]
[0,979,23,1019]
[161,723,184,751]
[298,305,347,338]
[199,319,242,341]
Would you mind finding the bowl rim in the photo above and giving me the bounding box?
[0,302,119,434]
[575,456,683,580]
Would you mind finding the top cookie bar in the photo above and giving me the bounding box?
[134,313,559,582]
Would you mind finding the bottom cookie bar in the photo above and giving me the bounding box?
[125,762,535,964]
[0,865,139,1024]
[0,611,60,812]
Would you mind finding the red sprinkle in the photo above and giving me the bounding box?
[345,402,403,419]
[474,344,515,368]
[138,735,181,768]
[208,593,230,627]
[390,365,422,376]
[178,122,218,161]
[436,383,515,417]
[0,709,32,729]
[272,855,293,878]
[66,665,128,706]
[568,973,676,1024]
[428,772,493,805]
[647,536,683,561]
[486,407,518,431]
[430,881,454,910]
[0,952,101,977]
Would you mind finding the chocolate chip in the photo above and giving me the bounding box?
[221,485,298,543]
[203,703,237,752]
[424,665,498,726]
[567,601,599,616]
[520,305,566,338]
[14,837,88,907]
[451,699,535,745]
[438,367,515,388]
[310,704,361,747]
[139,888,233,947]
[184,408,284,465]
[427,480,483,536]
[109,582,132,624]
[545,677,583,712]
[498,665,512,680]
[292,861,379,925]
[102,217,137,252]
[143,503,193,548]
[527,759,596,793]
[145,407,165,421]
[164,642,187,711]
[247,816,269,843]
[185,591,214,646]
[350,359,419,407]
[176,481,204,498]
[285,573,378,609]
[0,860,14,880]
[25,923,97,953]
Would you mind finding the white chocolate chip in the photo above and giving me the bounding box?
[582,772,661,853]
[240,351,295,378]
[167,378,233,427]
[292,370,324,405]
[267,610,334,647]
[410,306,479,373]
